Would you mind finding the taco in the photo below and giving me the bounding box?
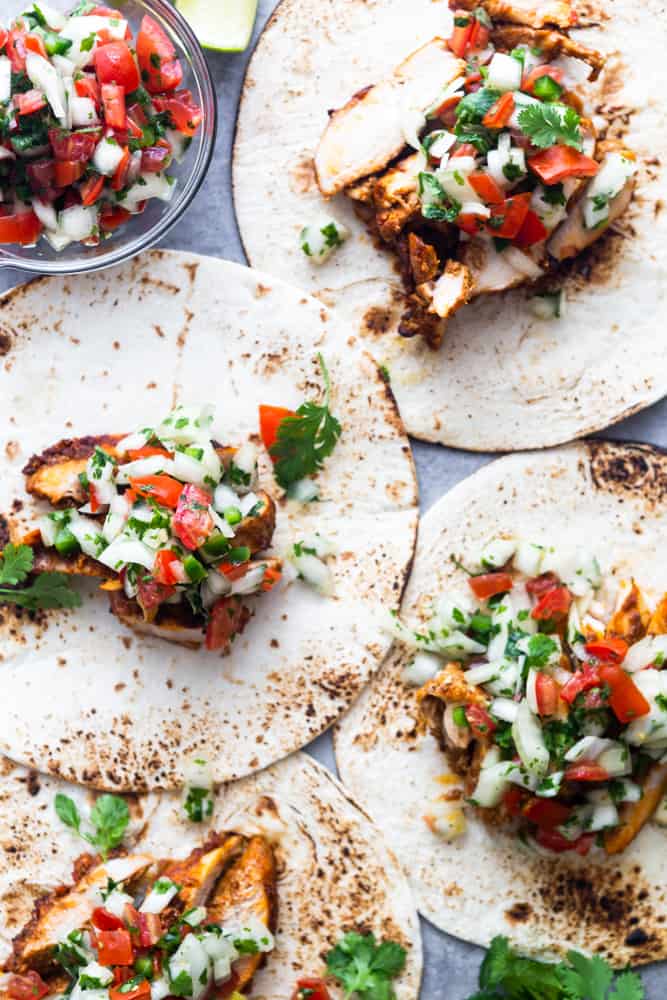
[0,753,422,1000]
[335,442,667,964]
[234,0,667,451]
[0,250,418,791]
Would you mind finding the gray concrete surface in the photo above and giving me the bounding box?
[1,1,665,994]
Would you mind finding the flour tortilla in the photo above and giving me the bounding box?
[335,442,667,965]
[0,752,422,998]
[233,0,667,451]
[0,249,418,791]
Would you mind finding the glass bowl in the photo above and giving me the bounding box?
[0,0,217,275]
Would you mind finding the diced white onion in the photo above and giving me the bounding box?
[292,552,334,597]
[490,697,519,723]
[625,635,667,673]
[93,133,126,176]
[26,52,66,121]
[514,541,543,576]
[487,52,522,92]
[589,800,619,832]
[512,699,550,775]
[479,537,516,570]
[71,96,100,128]
[472,760,511,808]
[141,878,180,915]
[564,735,614,763]
[60,204,99,241]
[213,484,240,512]
[101,888,133,918]
[465,662,500,686]
[287,478,319,503]
[426,130,457,160]
[503,246,543,279]
[230,564,267,596]
[32,198,58,231]
[125,173,177,212]
[116,455,176,483]
[402,652,442,686]
[598,744,632,777]
[98,535,155,572]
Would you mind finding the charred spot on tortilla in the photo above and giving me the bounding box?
[0,329,13,356]
[586,441,667,502]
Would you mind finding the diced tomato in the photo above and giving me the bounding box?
[565,762,610,782]
[526,572,560,597]
[141,146,171,173]
[219,562,251,582]
[153,549,187,586]
[127,446,174,461]
[76,76,101,105]
[101,83,126,130]
[54,160,86,187]
[560,664,601,705]
[469,572,514,600]
[127,102,148,127]
[100,204,131,231]
[259,404,297,454]
[7,30,27,72]
[80,173,106,206]
[468,18,490,51]
[25,34,48,59]
[522,65,564,95]
[173,484,215,551]
[465,704,497,739]
[528,145,600,185]
[0,29,7,52]
[585,638,629,664]
[523,797,572,829]
[88,482,101,514]
[152,90,203,137]
[535,672,559,716]
[97,928,134,967]
[262,565,282,591]
[514,210,548,249]
[448,15,473,57]
[456,213,482,236]
[49,128,100,162]
[136,577,176,618]
[464,71,482,92]
[129,474,183,509]
[137,911,162,948]
[531,586,572,621]
[95,41,140,92]
[137,15,183,93]
[0,210,42,246]
[292,979,332,1000]
[15,89,46,116]
[111,146,131,191]
[126,115,144,140]
[598,663,651,724]
[503,786,526,817]
[451,143,478,159]
[467,171,505,205]
[8,973,50,1000]
[486,192,531,240]
[206,597,250,652]
[482,92,515,129]
[536,828,592,854]
[110,981,151,1000]
[26,159,55,193]
[92,907,125,931]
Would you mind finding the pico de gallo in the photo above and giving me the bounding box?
[0,2,203,249]
[390,537,667,856]
[5,836,276,1000]
[30,404,282,652]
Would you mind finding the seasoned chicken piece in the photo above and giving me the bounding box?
[23,436,123,507]
[456,0,576,30]
[345,177,376,204]
[315,40,464,196]
[604,762,667,855]
[374,154,423,241]
[419,260,474,319]
[548,153,636,261]
[418,663,488,741]
[408,233,440,285]
[9,855,153,974]
[398,296,447,349]
[162,836,246,911]
[491,26,604,78]
[206,837,276,992]
[648,595,667,636]
[108,590,258,650]
[232,493,276,556]
[460,237,543,296]
[606,582,650,645]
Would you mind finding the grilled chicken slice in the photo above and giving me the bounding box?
[9,855,153,974]
[604,762,667,855]
[456,0,576,30]
[548,170,635,261]
[460,237,543,296]
[491,25,604,78]
[108,590,260,650]
[648,595,667,636]
[374,154,423,241]
[420,260,474,320]
[206,837,276,992]
[23,436,123,507]
[606,582,650,646]
[408,233,440,286]
[161,836,246,911]
[315,40,464,196]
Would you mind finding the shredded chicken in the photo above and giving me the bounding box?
[490,25,604,77]
[455,0,576,30]
[606,582,650,645]
[604,762,667,855]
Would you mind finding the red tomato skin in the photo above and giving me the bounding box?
[514,210,548,249]
[97,928,134,966]
[111,146,131,192]
[535,828,592,854]
[75,76,101,105]
[110,983,151,1000]
[503,786,526,817]
[535,672,559,716]
[101,83,126,130]
[528,144,600,185]
[152,90,203,137]
[153,549,187,586]
[7,30,27,72]
[598,664,651,724]
[0,210,42,246]
[15,89,46,116]
[137,15,183,93]
[8,973,50,1000]
[129,474,183,509]
[468,171,505,205]
[560,664,600,705]
[465,704,497,739]
[141,147,171,173]
[292,979,332,1000]
[469,572,514,600]
[100,205,131,231]
[584,638,629,664]
[522,65,564,94]
[526,572,560,597]
[482,92,515,129]
[448,17,473,57]
[259,404,297,454]
[49,128,100,162]
[531,586,572,621]
[173,484,215,551]
[565,762,610,782]
[80,173,106,207]
[486,193,532,240]
[206,597,251,652]
[92,907,124,931]
[54,160,86,187]
[95,41,140,92]
[523,797,572,829]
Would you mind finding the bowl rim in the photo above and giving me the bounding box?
[0,0,218,277]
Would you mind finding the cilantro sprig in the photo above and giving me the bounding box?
[326,932,407,1000]
[55,792,130,860]
[0,543,81,610]
[467,936,644,999]
[518,104,583,151]
[270,354,342,489]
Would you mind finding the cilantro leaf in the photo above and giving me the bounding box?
[518,103,583,150]
[611,971,646,1000]
[270,354,342,489]
[559,953,613,1000]
[0,543,33,585]
[326,932,407,1000]
[455,87,502,126]
[418,172,462,222]
[55,792,129,860]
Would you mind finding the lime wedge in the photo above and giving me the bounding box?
[176,0,259,52]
